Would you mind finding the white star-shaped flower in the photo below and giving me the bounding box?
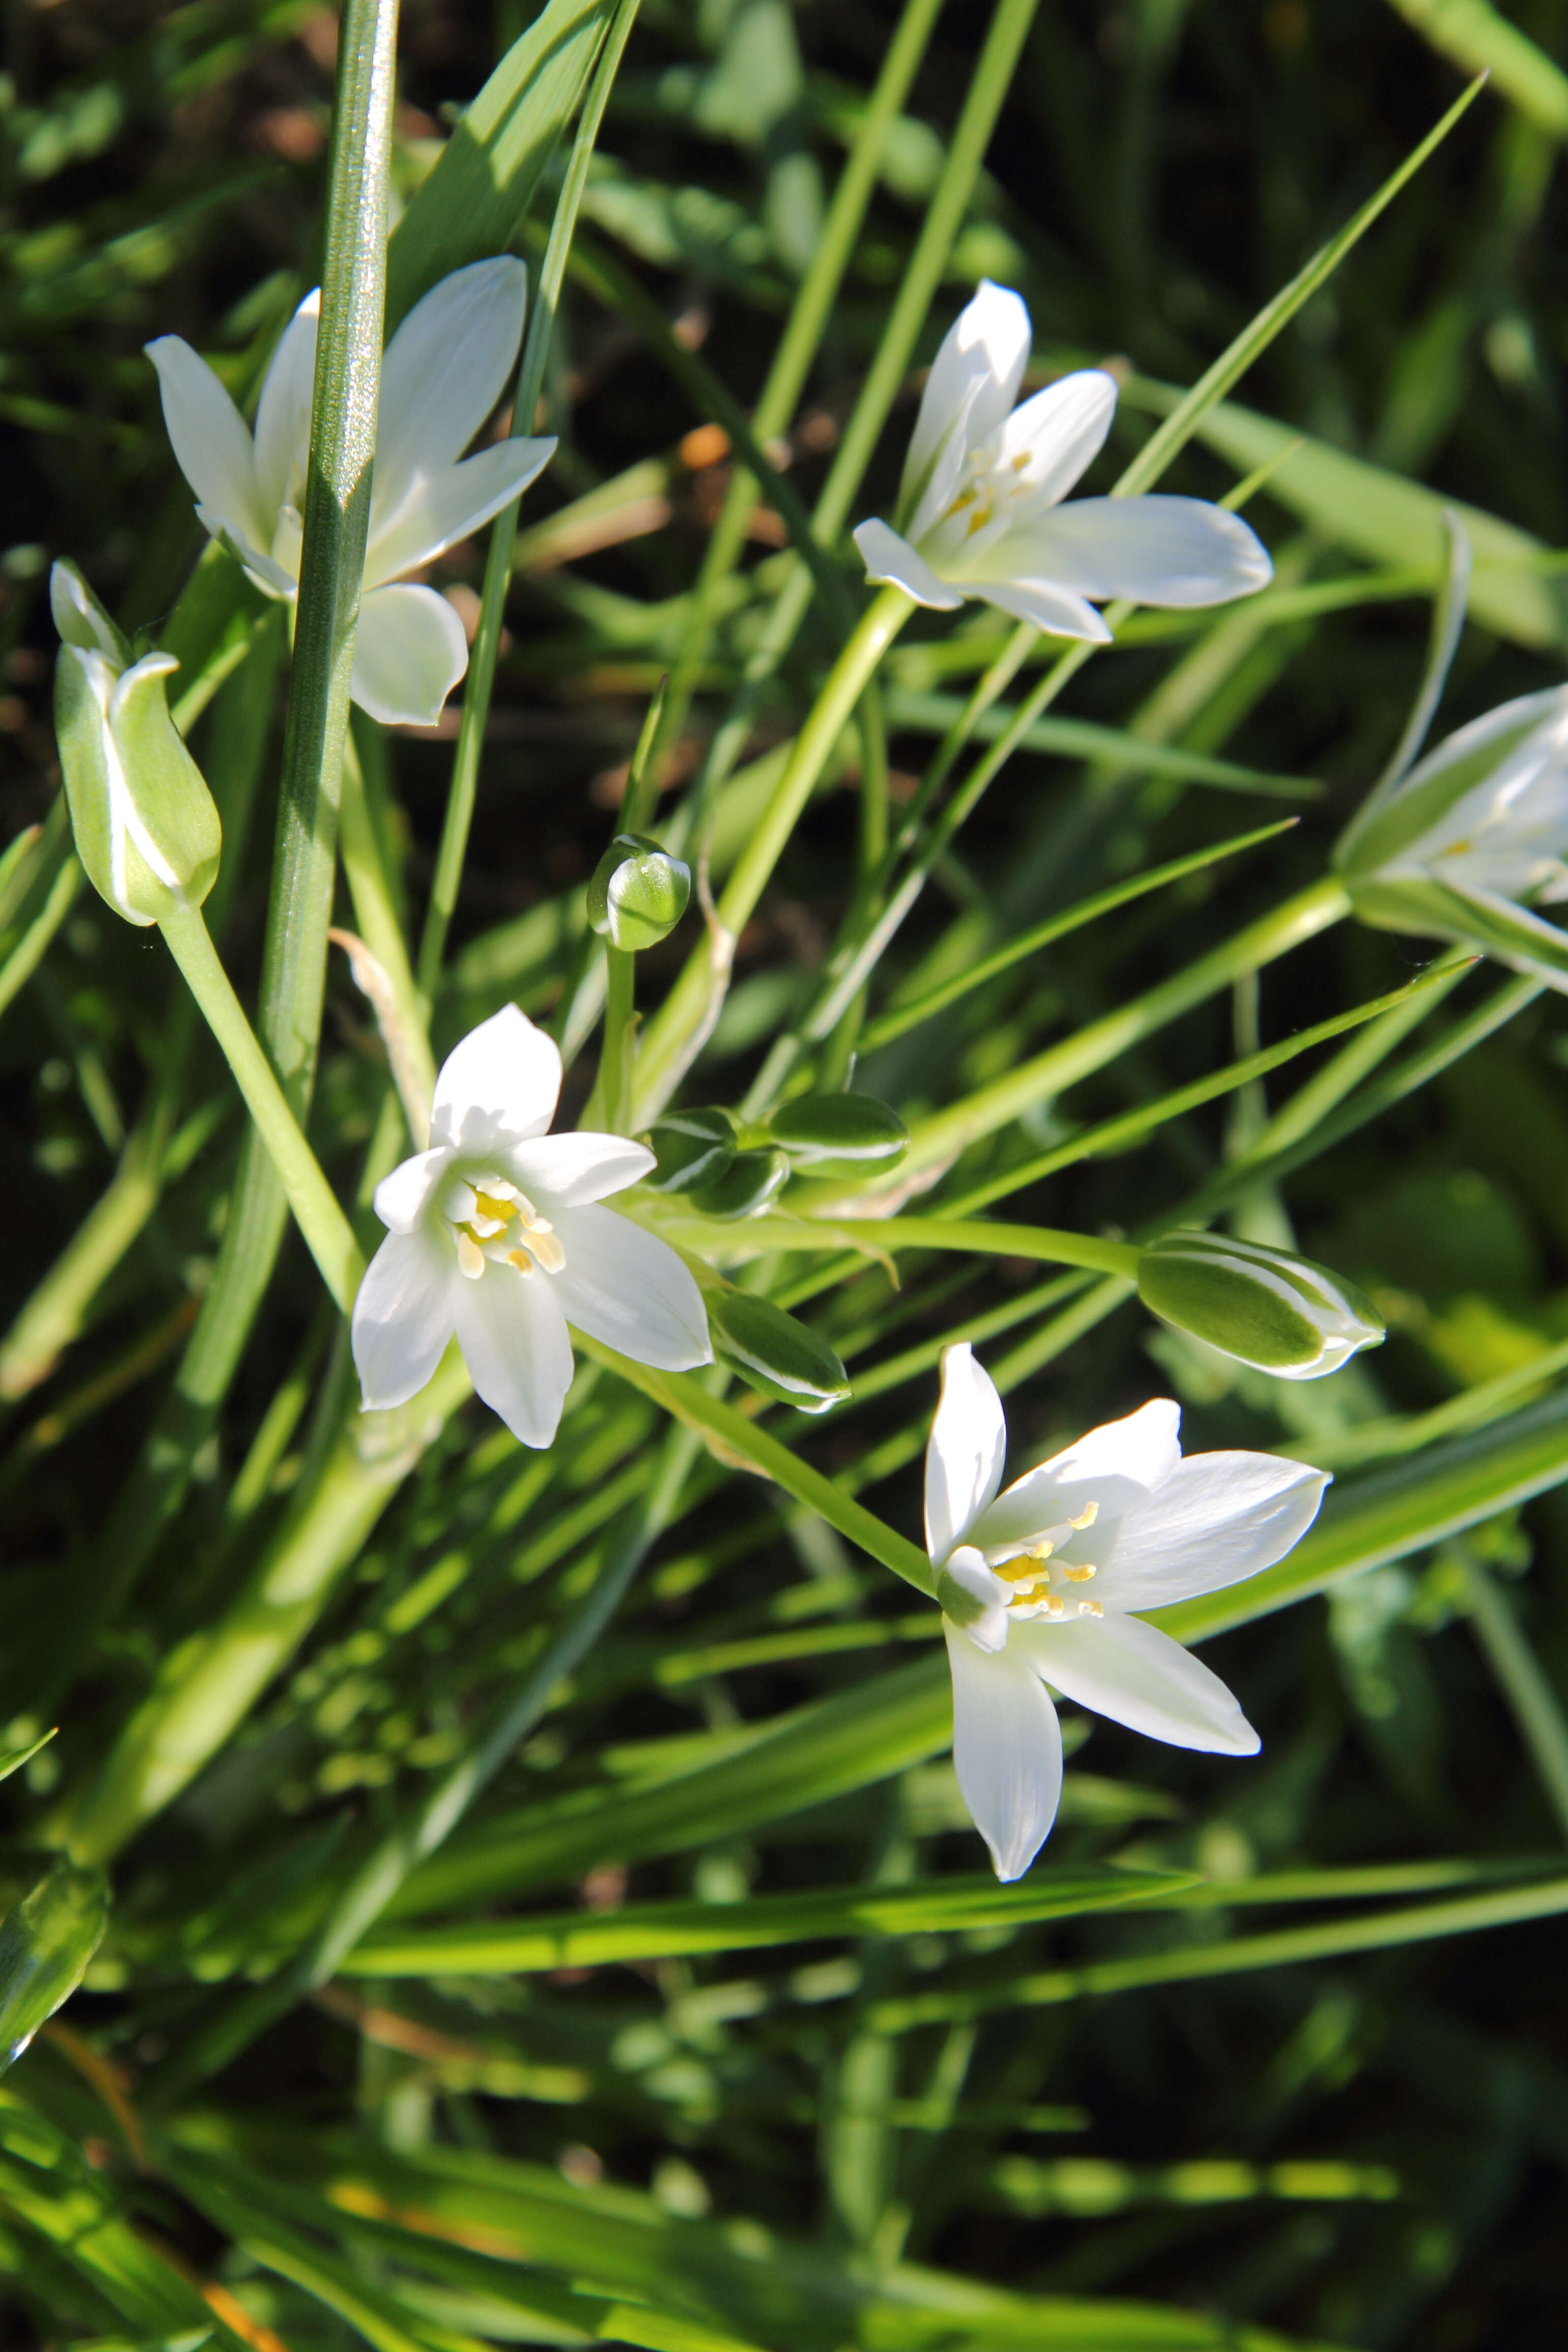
[1338,685,1568,990]
[147,257,555,727]
[925,1345,1329,1880]
[352,1006,712,1450]
[853,280,1271,643]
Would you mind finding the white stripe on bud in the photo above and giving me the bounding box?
[1138,1229,1383,1380]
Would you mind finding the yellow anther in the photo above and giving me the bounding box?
[1011,451,1029,472]
[472,1190,514,1223]
[1042,1593,1066,1617]
[505,1248,537,1278]
[1061,1562,1097,1583]
[994,1554,1046,1587]
[1076,1599,1103,1619]
[456,1229,486,1280]
[1070,1500,1099,1530]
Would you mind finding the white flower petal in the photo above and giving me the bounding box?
[367,437,557,586]
[549,1205,712,1370]
[196,505,298,599]
[432,1004,562,1152]
[451,1255,575,1449]
[253,290,319,522]
[1020,1611,1259,1756]
[852,519,964,611]
[902,281,1031,523]
[376,256,529,500]
[372,1144,454,1235]
[941,1545,1012,1653]
[1097,1454,1330,1610]
[996,372,1119,506]
[969,579,1113,643]
[352,1226,457,1410]
[975,1398,1181,1554]
[145,336,267,552]
[996,495,1272,608]
[349,583,470,727]
[945,1620,1064,1880]
[502,1131,654,1207]
[925,1343,1008,1564]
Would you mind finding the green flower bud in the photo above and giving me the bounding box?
[588,831,691,950]
[0,1859,107,2068]
[693,1146,791,1221]
[1138,1229,1383,1381]
[766,1091,909,1182]
[52,561,221,928]
[707,1290,850,1414]
[644,1106,737,1194]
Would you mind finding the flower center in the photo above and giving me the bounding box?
[447,1176,565,1283]
[939,440,1036,539]
[986,1499,1102,1620]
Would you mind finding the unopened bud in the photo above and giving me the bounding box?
[767,1091,909,1182]
[644,1107,737,1194]
[1138,1229,1383,1380]
[693,1146,790,1221]
[708,1290,850,1414]
[588,831,691,950]
[52,561,221,927]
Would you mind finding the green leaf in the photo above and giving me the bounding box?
[346,1866,1196,1974]
[385,0,615,330]
[0,1862,107,2066]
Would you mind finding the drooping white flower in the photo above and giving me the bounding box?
[852,281,1271,643]
[352,1006,711,1449]
[1336,685,1568,991]
[925,1345,1328,1880]
[147,258,554,728]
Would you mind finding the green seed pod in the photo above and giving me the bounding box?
[52,561,221,928]
[644,1106,738,1194]
[693,1146,791,1221]
[766,1091,909,1182]
[587,831,691,951]
[708,1290,851,1414]
[0,1859,108,2069]
[1138,1229,1383,1380]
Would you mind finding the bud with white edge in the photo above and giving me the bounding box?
[51,562,221,928]
[1137,1229,1383,1380]
[707,1289,851,1414]
[587,831,691,951]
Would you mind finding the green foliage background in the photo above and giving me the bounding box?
[4,2,1568,2347]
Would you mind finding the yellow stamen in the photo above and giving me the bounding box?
[505,1248,536,1278]
[456,1230,486,1280]
[1061,1562,1097,1584]
[1070,1500,1099,1530]
[1076,1599,1103,1619]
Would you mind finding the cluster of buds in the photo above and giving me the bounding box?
[642,1091,909,1223]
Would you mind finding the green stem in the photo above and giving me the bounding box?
[415,0,637,1002]
[646,0,945,784]
[897,877,1353,1178]
[1459,1549,1568,1844]
[651,0,1040,914]
[634,585,914,1125]
[577,1337,936,1599]
[599,945,635,1132]
[338,732,436,1140]
[159,907,364,1315]
[694,1214,1143,1284]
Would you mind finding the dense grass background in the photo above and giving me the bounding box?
[5,3,1568,2348]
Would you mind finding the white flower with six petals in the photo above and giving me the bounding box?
[853,281,1271,643]
[352,1006,711,1451]
[147,257,554,727]
[925,1344,1329,1880]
